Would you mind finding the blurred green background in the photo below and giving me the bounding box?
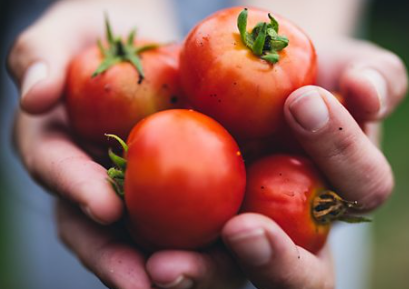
[368,1,409,288]
[0,0,408,288]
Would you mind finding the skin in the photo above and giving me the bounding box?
[7,0,408,289]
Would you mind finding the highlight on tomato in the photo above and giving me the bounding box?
[179,7,317,140]
[107,109,246,250]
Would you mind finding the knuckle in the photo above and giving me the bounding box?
[52,155,89,199]
[381,51,405,73]
[49,0,74,13]
[95,244,134,283]
[362,164,394,210]
[12,31,34,55]
[7,30,37,78]
[380,51,408,99]
[24,148,50,192]
[325,132,359,162]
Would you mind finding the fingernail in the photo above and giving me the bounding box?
[289,89,329,132]
[361,68,387,115]
[21,61,48,99]
[156,275,194,289]
[227,228,272,267]
[80,205,109,225]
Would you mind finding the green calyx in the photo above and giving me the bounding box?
[92,15,159,83]
[105,134,128,198]
[237,8,289,64]
[312,190,372,225]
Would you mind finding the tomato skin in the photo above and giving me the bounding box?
[66,43,183,145]
[124,109,246,250]
[180,7,317,140]
[241,154,329,253]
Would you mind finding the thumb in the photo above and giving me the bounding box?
[222,213,334,289]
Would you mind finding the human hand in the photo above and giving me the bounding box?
[7,0,179,114]
[207,39,407,289]
[56,200,333,289]
[54,37,406,289]
[8,1,185,287]
[8,0,180,219]
[284,37,407,211]
[10,2,407,288]
[56,200,246,289]
[148,38,406,289]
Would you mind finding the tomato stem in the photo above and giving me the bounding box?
[312,191,371,224]
[105,133,128,152]
[107,168,125,197]
[92,14,160,82]
[237,8,289,64]
[108,148,127,170]
[105,133,128,198]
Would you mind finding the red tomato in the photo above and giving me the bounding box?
[180,7,317,140]
[241,154,330,253]
[124,109,246,250]
[66,20,183,145]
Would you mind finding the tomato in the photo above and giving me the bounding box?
[179,7,317,140]
[120,109,246,250]
[241,154,363,253]
[66,19,183,145]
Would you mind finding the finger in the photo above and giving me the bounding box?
[146,248,244,289]
[284,86,394,210]
[14,107,123,224]
[7,3,94,114]
[317,38,407,120]
[7,0,181,115]
[222,213,334,289]
[56,200,151,289]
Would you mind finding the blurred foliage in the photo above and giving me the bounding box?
[368,1,409,288]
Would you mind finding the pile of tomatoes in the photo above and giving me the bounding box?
[65,7,364,254]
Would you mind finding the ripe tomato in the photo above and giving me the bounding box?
[66,19,183,145]
[122,109,246,250]
[241,154,354,253]
[180,7,316,140]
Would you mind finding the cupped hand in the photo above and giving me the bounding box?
[10,2,407,288]
[284,37,407,211]
[56,199,333,289]
[13,105,124,224]
[8,1,184,288]
[7,0,179,114]
[143,38,407,289]
[8,0,180,225]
